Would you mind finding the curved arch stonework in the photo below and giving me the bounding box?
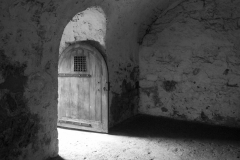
[59,6,107,55]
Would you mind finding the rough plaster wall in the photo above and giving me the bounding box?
[106,0,179,125]
[59,6,106,55]
[139,0,240,127]
[106,2,140,125]
[0,0,59,159]
[0,0,182,159]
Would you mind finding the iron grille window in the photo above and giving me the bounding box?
[74,56,87,72]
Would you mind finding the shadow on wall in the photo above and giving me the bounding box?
[77,40,106,58]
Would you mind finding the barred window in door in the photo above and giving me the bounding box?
[74,56,87,72]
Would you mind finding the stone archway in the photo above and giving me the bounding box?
[59,6,107,55]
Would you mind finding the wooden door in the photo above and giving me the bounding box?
[58,43,108,133]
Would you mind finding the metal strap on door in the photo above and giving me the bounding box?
[58,73,91,77]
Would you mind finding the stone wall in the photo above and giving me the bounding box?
[0,0,177,159]
[106,0,178,125]
[59,6,106,54]
[0,0,59,159]
[139,0,240,127]
[1,0,210,159]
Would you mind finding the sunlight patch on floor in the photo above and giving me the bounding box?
[58,128,179,160]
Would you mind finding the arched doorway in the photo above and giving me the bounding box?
[58,43,108,133]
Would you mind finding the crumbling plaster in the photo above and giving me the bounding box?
[0,0,180,159]
[139,0,240,127]
[59,6,107,55]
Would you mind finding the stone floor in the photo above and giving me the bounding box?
[49,115,240,160]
